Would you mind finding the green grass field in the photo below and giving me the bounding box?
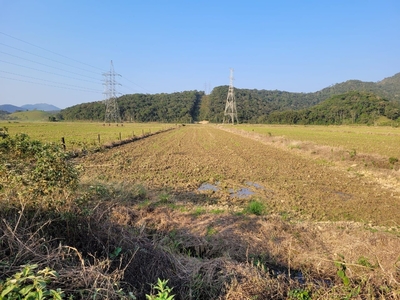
[0,121,174,150]
[234,124,400,158]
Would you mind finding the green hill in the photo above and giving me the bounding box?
[6,110,54,121]
[60,91,203,123]
[59,72,400,124]
[267,91,400,125]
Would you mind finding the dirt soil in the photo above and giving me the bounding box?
[77,125,400,297]
[80,125,400,226]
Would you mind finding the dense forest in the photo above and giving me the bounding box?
[267,91,400,125]
[60,91,203,123]
[58,73,400,124]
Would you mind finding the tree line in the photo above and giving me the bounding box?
[57,73,400,124]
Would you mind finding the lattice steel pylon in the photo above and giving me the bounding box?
[103,60,121,123]
[223,68,238,124]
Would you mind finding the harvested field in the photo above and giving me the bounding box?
[80,124,400,226]
[73,124,400,299]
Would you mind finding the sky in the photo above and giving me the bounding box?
[0,0,399,109]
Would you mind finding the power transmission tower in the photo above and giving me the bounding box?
[103,60,121,124]
[223,68,238,124]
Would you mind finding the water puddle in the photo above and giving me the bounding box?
[334,191,352,201]
[246,181,264,189]
[198,181,262,198]
[229,187,254,198]
[198,183,219,192]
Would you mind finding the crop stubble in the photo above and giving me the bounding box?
[80,125,400,226]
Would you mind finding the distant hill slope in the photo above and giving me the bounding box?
[21,103,60,111]
[0,110,10,118]
[6,110,53,121]
[60,72,400,123]
[0,103,60,113]
[0,104,24,113]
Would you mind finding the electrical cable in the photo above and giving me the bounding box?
[0,70,101,92]
[0,50,102,81]
[0,59,102,84]
[0,31,106,72]
[0,42,102,75]
[0,75,102,93]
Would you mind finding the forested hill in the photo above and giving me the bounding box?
[60,91,203,123]
[201,73,400,123]
[59,73,400,123]
[267,91,400,125]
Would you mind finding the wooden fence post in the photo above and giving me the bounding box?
[98,134,101,144]
[61,137,66,151]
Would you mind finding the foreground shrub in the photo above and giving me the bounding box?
[0,264,64,299]
[0,133,80,209]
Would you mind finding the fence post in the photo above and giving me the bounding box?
[61,137,66,151]
[119,132,121,140]
[98,134,101,144]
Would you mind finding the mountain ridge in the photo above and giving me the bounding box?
[0,103,60,113]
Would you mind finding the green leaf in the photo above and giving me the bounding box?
[25,290,39,299]
[337,269,345,279]
[19,284,34,296]
[1,283,16,296]
[342,276,350,286]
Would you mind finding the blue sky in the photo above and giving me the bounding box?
[1,0,399,109]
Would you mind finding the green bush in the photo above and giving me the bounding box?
[0,133,80,207]
[0,264,64,299]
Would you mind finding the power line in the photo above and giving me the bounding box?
[0,70,101,92]
[0,31,106,72]
[0,50,102,81]
[0,75,102,93]
[0,59,102,84]
[0,31,153,97]
[0,42,102,75]
[120,75,152,94]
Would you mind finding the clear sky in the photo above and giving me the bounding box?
[1,0,399,109]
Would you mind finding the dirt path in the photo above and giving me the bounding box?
[80,125,400,226]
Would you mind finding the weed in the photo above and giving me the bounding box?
[334,255,350,286]
[289,144,301,150]
[0,264,65,299]
[132,184,147,199]
[210,209,224,214]
[348,149,357,159]
[279,211,290,220]
[159,192,171,203]
[357,256,375,269]
[206,225,218,236]
[146,278,175,300]
[244,200,266,216]
[288,288,311,300]
[109,247,122,259]
[193,207,206,216]
[389,157,398,164]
